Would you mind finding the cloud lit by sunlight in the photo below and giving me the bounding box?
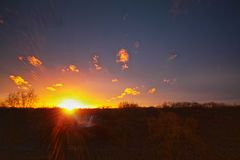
[112,78,119,83]
[123,87,140,96]
[109,87,140,101]
[92,54,103,71]
[116,48,129,70]
[54,83,64,87]
[46,83,64,91]
[27,56,43,67]
[148,87,157,94]
[9,75,31,90]
[62,65,80,73]
[18,55,43,68]
[46,87,56,91]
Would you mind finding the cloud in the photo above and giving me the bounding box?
[27,56,43,67]
[168,53,178,61]
[46,83,64,91]
[162,78,177,84]
[108,87,140,101]
[18,56,24,61]
[9,75,31,90]
[133,41,140,49]
[148,87,157,94]
[122,63,129,70]
[54,83,64,87]
[122,14,128,21]
[123,87,140,95]
[117,49,129,63]
[18,55,44,70]
[116,48,129,70]
[0,16,4,25]
[117,87,140,99]
[46,87,56,91]
[62,65,79,73]
[112,78,119,83]
[91,55,103,71]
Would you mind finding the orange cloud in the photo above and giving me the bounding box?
[109,87,140,101]
[118,87,140,98]
[46,87,56,91]
[46,83,64,91]
[117,49,129,63]
[27,56,43,67]
[124,87,140,95]
[18,56,44,72]
[9,75,31,90]
[116,48,129,70]
[92,55,103,71]
[62,65,79,73]
[112,78,119,83]
[148,87,157,94]
[54,83,64,87]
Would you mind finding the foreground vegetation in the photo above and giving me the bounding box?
[0,104,240,160]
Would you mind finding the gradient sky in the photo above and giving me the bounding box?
[0,0,240,107]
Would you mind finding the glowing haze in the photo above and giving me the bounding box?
[0,0,240,107]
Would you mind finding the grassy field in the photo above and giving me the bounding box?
[0,106,240,160]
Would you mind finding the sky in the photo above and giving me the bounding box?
[0,0,240,107]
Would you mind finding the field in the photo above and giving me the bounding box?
[0,106,240,160]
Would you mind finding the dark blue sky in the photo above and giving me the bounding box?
[0,0,240,106]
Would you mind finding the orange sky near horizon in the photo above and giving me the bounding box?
[0,55,162,108]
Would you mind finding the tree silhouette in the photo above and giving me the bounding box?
[5,89,38,108]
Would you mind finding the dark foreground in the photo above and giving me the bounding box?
[0,106,240,160]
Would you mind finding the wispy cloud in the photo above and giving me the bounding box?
[46,83,64,91]
[168,53,178,61]
[62,65,80,73]
[122,14,128,21]
[133,41,140,49]
[111,78,119,83]
[54,83,64,87]
[46,87,56,91]
[9,75,31,90]
[148,87,157,94]
[116,48,129,70]
[91,55,103,71]
[162,78,177,85]
[0,16,4,25]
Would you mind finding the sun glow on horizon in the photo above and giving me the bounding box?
[58,99,84,111]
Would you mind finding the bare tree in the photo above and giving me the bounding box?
[6,89,38,108]
[118,102,139,108]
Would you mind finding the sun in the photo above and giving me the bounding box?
[58,99,83,111]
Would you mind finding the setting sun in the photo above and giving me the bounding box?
[58,99,83,111]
